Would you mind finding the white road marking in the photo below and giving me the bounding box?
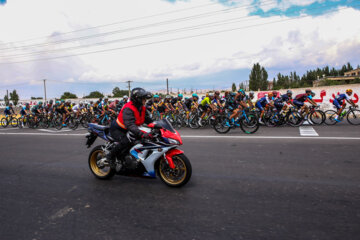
[49,207,74,220]
[1,132,360,140]
[299,126,319,136]
[38,129,72,133]
[0,127,20,131]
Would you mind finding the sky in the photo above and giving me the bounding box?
[0,0,360,99]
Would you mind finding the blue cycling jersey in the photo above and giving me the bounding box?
[335,93,350,102]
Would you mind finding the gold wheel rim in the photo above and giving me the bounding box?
[90,150,110,177]
[159,156,187,185]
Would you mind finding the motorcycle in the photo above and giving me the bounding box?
[85,119,192,187]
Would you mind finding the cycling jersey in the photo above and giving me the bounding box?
[335,93,350,102]
[295,93,312,102]
[200,97,211,106]
[31,105,43,113]
[4,106,14,115]
[333,93,350,109]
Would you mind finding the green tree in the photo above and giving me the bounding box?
[231,83,237,92]
[61,92,78,99]
[9,90,19,106]
[112,87,128,97]
[239,82,244,90]
[4,94,9,106]
[249,63,268,90]
[84,91,104,99]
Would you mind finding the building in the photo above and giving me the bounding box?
[344,68,360,77]
[313,68,360,87]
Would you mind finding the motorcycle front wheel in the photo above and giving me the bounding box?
[88,145,115,179]
[158,153,192,187]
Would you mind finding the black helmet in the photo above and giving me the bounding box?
[130,87,151,106]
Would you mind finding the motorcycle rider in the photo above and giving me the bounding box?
[107,88,153,167]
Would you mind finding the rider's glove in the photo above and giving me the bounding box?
[142,132,153,139]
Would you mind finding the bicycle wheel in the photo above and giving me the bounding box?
[1,117,8,128]
[10,117,18,128]
[189,114,200,129]
[347,109,360,125]
[309,110,325,125]
[54,116,63,130]
[287,111,303,127]
[324,110,338,125]
[240,114,259,134]
[213,116,231,134]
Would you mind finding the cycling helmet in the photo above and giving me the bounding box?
[61,100,65,103]
[165,95,171,99]
[238,89,245,94]
[305,89,311,93]
[130,88,151,106]
[49,99,53,104]
[38,101,43,105]
[192,93,198,97]
[9,102,13,106]
[346,89,353,94]
[249,91,254,96]
[215,91,220,96]
[26,103,30,106]
[153,95,159,98]
[79,101,84,105]
[230,92,236,96]
[311,91,316,96]
[268,93,273,98]
[208,92,214,97]
[178,94,183,98]
[272,91,277,96]
[287,90,293,95]
[123,95,128,99]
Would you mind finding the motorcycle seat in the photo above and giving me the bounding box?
[89,123,110,131]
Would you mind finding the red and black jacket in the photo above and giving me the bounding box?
[116,101,152,137]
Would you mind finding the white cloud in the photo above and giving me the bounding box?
[0,0,359,91]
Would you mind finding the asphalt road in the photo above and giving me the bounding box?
[0,125,360,240]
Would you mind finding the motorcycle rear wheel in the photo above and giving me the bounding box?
[88,145,115,179]
[158,154,192,187]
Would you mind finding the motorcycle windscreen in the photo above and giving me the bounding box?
[154,119,176,133]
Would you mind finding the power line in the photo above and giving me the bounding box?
[0,2,352,60]
[0,5,357,65]
[0,0,277,52]
[0,0,257,49]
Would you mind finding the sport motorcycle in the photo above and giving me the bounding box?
[85,119,192,187]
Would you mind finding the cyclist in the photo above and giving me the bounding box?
[4,102,15,117]
[274,90,294,114]
[19,103,30,127]
[246,91,255,108]
[31,101,44,123]
[256,92,274,124]
[164,95,175,114]
[73,101,85,118]
[118,96,128,110]
[198,92,216,126]
[333,89,358,121]
[228,89,248,125]
[109,99,119,112]
[293,89,318,117]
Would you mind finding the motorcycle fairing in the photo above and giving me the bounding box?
[129,144,177,178]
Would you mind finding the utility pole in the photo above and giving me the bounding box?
[166,78,169,95]
[125,80,133,97]
[43,79,47,103]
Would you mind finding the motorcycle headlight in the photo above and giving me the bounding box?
[168,138,180,145]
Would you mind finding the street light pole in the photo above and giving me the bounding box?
[43,79,47,103]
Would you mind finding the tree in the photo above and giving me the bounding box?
[4,94,9,106]
[239,82,244,90]
[249,63,268,91]
[9,90,19,106]
[31,97,43,100]
[231,83,237,92]
[61,92,77,99]
[112,87,128,97]
[84,91,104,99]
